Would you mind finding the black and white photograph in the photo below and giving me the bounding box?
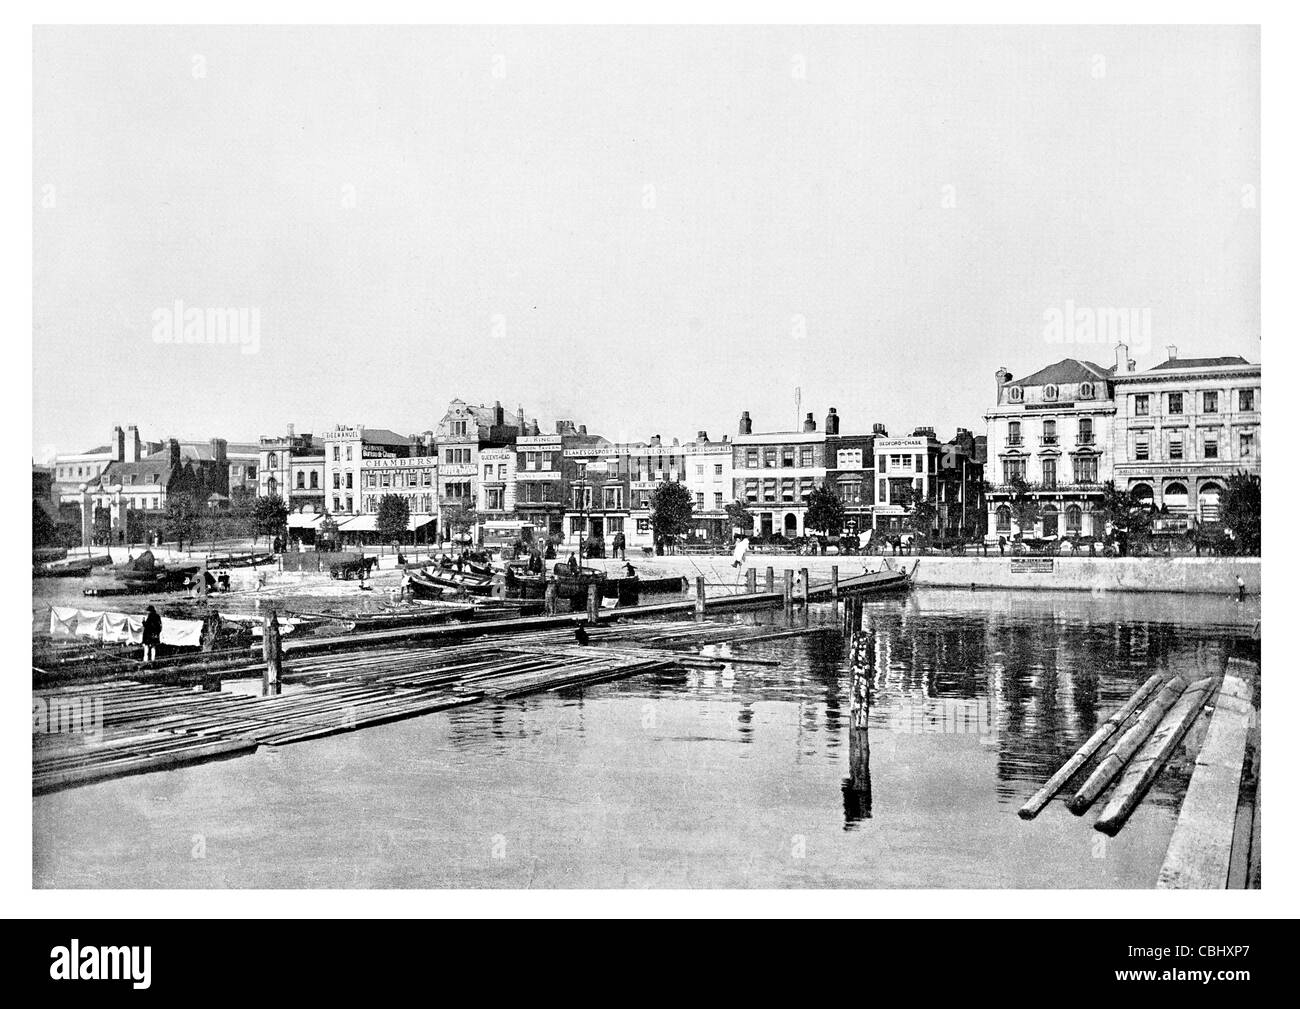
[11,13,1291,948]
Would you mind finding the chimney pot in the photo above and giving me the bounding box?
[802,412,817,433]
[739,410,752,436]
[1166,344,1178,361]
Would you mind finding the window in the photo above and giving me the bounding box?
[1042,420,1057,445]
[696,464,704,477]
[346,446,352,461]
[1042,459,1056,488]
[878,479,887,503]
[486,488,504,510]
[714,492,723,509]
[1073,456,1098,484]
[695,492,705,508]
[1203,391,1218,414]
[1079,382,1095,399]
[878,455,886,473]
[346,473,353,489]
[333,497,340,511]
[1204,433,1218,459]
[602,486,622,509]
[1008,386,1023,402]
[780,479,795,503]
[744,479,759,503]
[345,496,352,512]
[296,472,305,489]
[800,447,814,467]
[1168,392,1184,415]
[333,473,340,490]
[763,448,777,468]
[1239,389,1255,412]
[1044,384,1058,401]
[1065,505,1083,532]
[996,505,1012,532]
[1078,418,1094,445]
[915,455,923,472]
[452,421,467,437]
[332,446,340,461]
[1008,422,1021,446]
[268,452,278,468]
[310,471,319,489]
[746,449,759,468]
[1169,432,1184,461]
[1134,394,1149,416]
[1002,458,1026,482]
[1135,433,1149,462]
[1240,432,1254,457]
[714,464,723,477]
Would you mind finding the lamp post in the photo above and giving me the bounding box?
[577,461,588,563]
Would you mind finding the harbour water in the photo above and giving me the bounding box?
[32,586,1258,888]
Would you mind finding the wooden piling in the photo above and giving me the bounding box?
[544,581,558,615]
[831,565,839,598]
[695,576,706,614]
[1018,672,1166,820]
[262,611,283,697]
[765,567,775,593]
[846,605,872,815]
[746,568,757,594]
[783,570,793,607]
[586,583,599,622]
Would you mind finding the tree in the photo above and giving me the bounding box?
[164,491,203,549]
[1222,471,1261,555]
[33,501,58,547]
[1097,481,1152,554]
[441,498,477,544]
[804,485,845,538]
[92,505,112,545]
[318,514,340,551]
[908,499,939,544]
[724,498,753,535]
[250,494,289,546]
[376,493,411,546]
[649,479,693,551]
[1006,475,1040,540]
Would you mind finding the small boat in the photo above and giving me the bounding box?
[423,569,496,596]
[503,563,547,599]
[36,554,112,577]
[407,571,449,600]
[203,552,276,569]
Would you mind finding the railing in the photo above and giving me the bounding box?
[1077,432,1095,445]
[1041,435,1058,446]
[1006,436,1023,446]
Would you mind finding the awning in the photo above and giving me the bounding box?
[337,515,377,532]
[287,513,325,529]
[411,515,435,529]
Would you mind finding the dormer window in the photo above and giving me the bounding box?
[1079,382,1095,399]
[1044,384,1059,401]
[1008,386,1024,402]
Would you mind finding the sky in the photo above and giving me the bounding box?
[32,25,1259,460]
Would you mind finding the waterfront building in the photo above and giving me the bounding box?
[872,427,984,538]
[83,437,229,542]
[825,411,876,538]
[259,427,326,515]
[682,431,733,542]
[434,399,526,541]
[1111,348,1261,527]
[731,409,828,539]
[559,423,622,552]
[513,427,564,540]
[624,435,688,550]
[51,424,159,505]
[226,442,260,497]
[984,357,1119,540]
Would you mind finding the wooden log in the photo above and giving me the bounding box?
[1067,675,1188,814]
[765,567,774,593]
[695,576,706,614]
[1018,672,1166,819]
[1157,667,1256,886]
[746,568,757,594]
[263,611,283,697]
[831,565,839,598]
[1095,676,1218,836]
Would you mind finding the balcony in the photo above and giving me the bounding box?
[1077,432,1095,445]
[1005,435,1023,447]
[1040,435,1058,446]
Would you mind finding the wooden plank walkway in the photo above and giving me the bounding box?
[1158,658,1259,889]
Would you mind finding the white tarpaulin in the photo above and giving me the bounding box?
[160,617,204,648]
[48,607,198,648]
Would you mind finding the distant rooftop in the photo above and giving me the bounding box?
[1008,359,1114,388]
[1147,355,1252,371]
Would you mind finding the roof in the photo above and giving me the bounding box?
[144,441,223,462]
[1146,356,1251,371]
[361,428,413,447]
[83,445,111,455]
[94,460,177,487]
[1008,359,1114,388]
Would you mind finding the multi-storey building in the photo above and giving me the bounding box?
[1111,349,1261,527]
[82,438,230,542]
[732,409,829,539]
[625,436,688,549]
[513,429,564,538]
[51,424,160,505]
[825,411,875,538]
[434,399,527,538]
[984,357,1118,540]
[872,427,985,538]
[682,431,733,542]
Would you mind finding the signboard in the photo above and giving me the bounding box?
[1010,558,1054,574]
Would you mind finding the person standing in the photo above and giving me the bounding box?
[142,605,162,663]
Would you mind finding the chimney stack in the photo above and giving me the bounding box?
[825,407,840,436]
[578,424,587,436]
[111,425,125,463]
[1114,343,1129,372]
[697,430,709,442]
[802,412,817,433]
[168,438,181,469]
[127,426,141,462]
[494,400,504,427]
[650,434,661,448]
[738,411,752,436]
[1166,345,1178,361]
[873,423,888,437]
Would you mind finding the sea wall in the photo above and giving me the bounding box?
[582,554,1261,596]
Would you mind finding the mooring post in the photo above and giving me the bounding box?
[262,610,282,697]
[765,566,775,593]
[695,575,706,614]
[545,580,558,615]
[798,567,810,602]
[846,610,873,818]
[587,582,599,622]
[745,568,757,594]
[831,564,839,598]
[783,569,793,607]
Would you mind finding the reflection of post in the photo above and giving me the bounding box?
[844,595,872,822]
